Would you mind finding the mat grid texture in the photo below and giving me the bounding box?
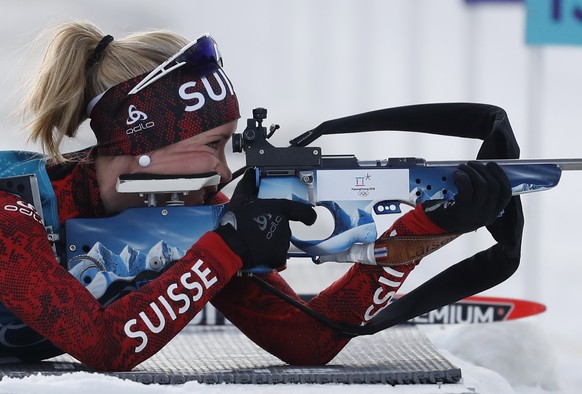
[0,325,461,385]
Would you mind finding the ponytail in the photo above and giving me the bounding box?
[21,21,188,162]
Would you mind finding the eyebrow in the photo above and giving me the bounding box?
[207,129,234,140]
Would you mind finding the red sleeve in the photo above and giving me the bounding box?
[387,204,446,237]
[0,192,241,371]
[211,205,448,365]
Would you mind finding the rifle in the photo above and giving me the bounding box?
[60,102,582,335]
[64,105,582,275]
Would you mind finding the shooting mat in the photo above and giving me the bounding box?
[0,324,462,386]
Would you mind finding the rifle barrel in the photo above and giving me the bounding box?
[425,159,582,172]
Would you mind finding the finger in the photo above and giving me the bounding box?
[464,162,490,205]
[485,162,512,214]
[470,161,505,208]
[230,168,258,206]
[470,161,513,225]
[453,164,474,207]
[466,161,500,223]
[277,200,317,225]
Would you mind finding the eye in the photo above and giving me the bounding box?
[207,140,220,149]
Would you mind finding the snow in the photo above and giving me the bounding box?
[0,371,491,394]
[0,322,566,393]
[2,0,582,393]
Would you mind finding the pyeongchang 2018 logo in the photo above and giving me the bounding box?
[352,173,375,197]
[126,105,154,135]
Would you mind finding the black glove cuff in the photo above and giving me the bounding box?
[214,224,251,268]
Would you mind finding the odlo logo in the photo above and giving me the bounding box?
[253,213,282,240]
[126,104,154,134]
[3,200,43,224]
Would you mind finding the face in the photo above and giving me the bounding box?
[97,120,238,213]
[137,120,238,206]
[135,120,236,179]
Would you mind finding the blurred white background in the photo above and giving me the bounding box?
[1,0,582,390]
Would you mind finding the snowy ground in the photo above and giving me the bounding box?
[1,1,582,393]
[0,320,569,394]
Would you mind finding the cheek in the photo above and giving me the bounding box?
[180,152,220,173]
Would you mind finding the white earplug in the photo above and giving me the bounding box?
[138,155,151,168]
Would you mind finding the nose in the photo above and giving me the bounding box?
[217,163,232,184]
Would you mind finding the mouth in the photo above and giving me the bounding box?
[201,185,219,204]
[182,185,218,206]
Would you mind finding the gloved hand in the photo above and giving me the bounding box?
[214,169,317,270]
[423,161,512,234]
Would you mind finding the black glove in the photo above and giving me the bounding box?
[423,161,512,234]
[214,169,317,269]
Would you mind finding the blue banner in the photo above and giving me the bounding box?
[526,0,582,45]
[465,0,522,3]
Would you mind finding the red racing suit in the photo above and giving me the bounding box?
[0,157,444,371]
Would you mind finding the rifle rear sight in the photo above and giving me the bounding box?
[232,107,271,153]
[232,107,321,169]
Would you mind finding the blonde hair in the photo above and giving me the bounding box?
[21,21,189,162]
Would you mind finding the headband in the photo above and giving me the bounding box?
[88,63,240,156]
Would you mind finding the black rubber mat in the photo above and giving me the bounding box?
[0,325,461,385]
